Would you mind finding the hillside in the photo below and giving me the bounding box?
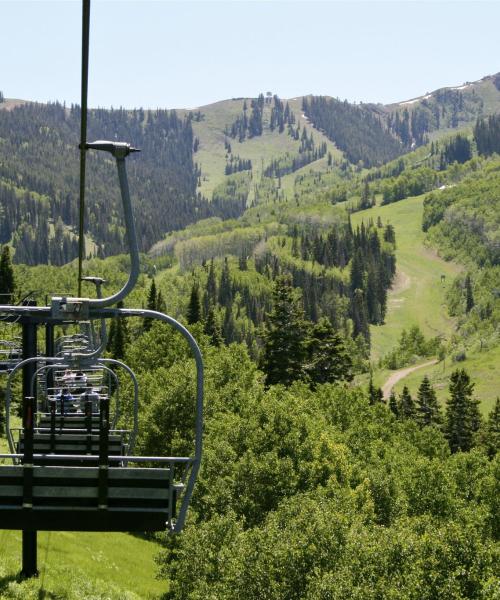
[185,71,500,201]
[2,71,499,267]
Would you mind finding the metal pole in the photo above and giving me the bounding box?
[21,315,38,578]
[78,0,91,296]
[45,324,55,406]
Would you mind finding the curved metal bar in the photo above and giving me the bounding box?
[90,364,120,428]
[4,356,65,455]
[86,155,139,309]
[30,363,69,411]
[114,308,203,533]
[99,358,138,451]
[75,278,108,359]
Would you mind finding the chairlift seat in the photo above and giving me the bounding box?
[0,465,181,531]
[18,433,125,461]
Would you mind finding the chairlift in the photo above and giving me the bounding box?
[0,0,203,578]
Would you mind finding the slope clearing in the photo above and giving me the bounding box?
[352,193,499,413]
[351,193,461,361]
[184,97,342,199]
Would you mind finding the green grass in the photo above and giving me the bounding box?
[351,194,462,362]
[184,97,341,200]
[0,529,166,599]
[387,345,500,415]
[351,193,500,413]
[1,428,166,598]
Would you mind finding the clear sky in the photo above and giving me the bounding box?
[1,1,499,109]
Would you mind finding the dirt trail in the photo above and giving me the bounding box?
[382,359,438,399]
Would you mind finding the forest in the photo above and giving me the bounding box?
[0,102,238,264]
[1,244,498,598]
[1,75,500,597]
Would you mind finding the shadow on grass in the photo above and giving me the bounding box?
[0,573,59,600]
[0,574,19,595]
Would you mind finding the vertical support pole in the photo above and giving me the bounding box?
[45,324,55,407]
[85,399,93,454]
[50,399,56,453]
[98,397,109,509]
[21,316,38,578]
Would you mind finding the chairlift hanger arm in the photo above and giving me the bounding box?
[80,140,141,309]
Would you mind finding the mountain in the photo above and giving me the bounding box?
[0,72,498,265]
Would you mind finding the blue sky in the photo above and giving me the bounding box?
[1,1,499,109]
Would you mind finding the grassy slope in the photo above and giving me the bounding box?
[351,193,498,414]
[0,530,165,599]
[351,194,461,360]
[385,344,500,415]
[185,97,342,200]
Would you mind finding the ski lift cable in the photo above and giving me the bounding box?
[77,0,91,297]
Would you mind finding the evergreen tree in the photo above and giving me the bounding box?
[222,305,236,344]
[416,375,442,427]
[306,317,353,388]
[388,389,399,417]
[0,245,15,302]
[399,386,416,420]
[206,259,217,305]
[464,274,474,314]
[350,249,364,295]
[482,397,500,458]
[144,278,157,331]
[261,275,309,387]
[351,288,370,344]
[218,257,232,306]
[187,283,201,324]
[238,253,248,271]
[444,369,481,453]
[367,374,383,405]
[204,305,223,347]
[108,300,128,360]
[156,290,166,314]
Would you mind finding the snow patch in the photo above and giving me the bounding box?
[399,93,432,106]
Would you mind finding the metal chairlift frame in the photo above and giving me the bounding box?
[0,140,204,537]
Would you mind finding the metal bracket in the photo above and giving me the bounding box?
[51,297,90,320]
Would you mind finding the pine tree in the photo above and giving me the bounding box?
[350,249,364,295]
[187,283,201,324]
[144,278,157,331]
[261,275,309,387]
[464,274,474,314]
[444,369,481,453]
[156,290,166,314]
[306,317,353,388]
[0,245,15,302]
[388,389,399,417]
[367,374,383,405]
[218,257,232,306]
[238,253,248,271]
[108,300,128,360]
[399,386,416,420]
[482,397,500,458]
[222,305,236,344]
[204,305,223,347]
[206,259,217,305]
[416,375,442,427]
[351,288,370,344]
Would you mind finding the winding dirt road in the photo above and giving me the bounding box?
[382,359,438,399]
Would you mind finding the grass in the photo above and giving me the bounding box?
[0,527,166,599]
[1,425,166,598]
[351,192,500,413]
[386,345,500,415]
[351,194,462,362]
[184,96,341,200]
